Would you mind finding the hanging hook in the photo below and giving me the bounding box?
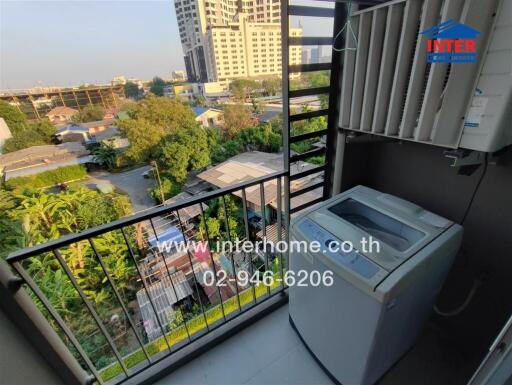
[332,0,358,53]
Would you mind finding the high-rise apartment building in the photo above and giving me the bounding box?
[174,0,301,82]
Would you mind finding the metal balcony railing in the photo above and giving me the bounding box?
[2,170,289,385]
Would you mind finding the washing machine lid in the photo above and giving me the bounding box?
[294,217,389,294]
[296,186,453,273]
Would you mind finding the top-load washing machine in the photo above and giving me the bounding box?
[289,185,463,385]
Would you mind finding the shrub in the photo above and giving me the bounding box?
[5,165,87,191]
[148,177,182,204]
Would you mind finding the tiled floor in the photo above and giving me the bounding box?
[155,303,475,385]
[155,305,334,385]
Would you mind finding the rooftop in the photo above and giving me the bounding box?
[0,142,91,177]
[81,119,115,129]
[55,124,90,135]
[164,191,208,222]
[197,151,323,208]
[192,107,223,117]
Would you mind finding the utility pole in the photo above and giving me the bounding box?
[150,161,165,204]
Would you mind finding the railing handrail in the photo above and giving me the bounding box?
[7,169,288,262]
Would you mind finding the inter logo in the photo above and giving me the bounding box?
[421,19,480,63]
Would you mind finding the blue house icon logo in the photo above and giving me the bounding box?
[420,19,480,63]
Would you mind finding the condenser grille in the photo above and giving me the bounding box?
[338,0,498,148]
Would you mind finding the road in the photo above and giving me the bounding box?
[88,165,156,213]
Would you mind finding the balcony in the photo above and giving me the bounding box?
[1,0,511,384]
[2,170,294,385]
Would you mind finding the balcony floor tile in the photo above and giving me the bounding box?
[154,303,471,385]
[154,304,333,385]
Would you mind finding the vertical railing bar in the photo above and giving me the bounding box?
[282,0,291,285]
[199,203,227,322]
[276,176,285,289]
[241,188,257,305]
[221,196,242,312]
[149,218,159,241]
[175,209,210,332]
[284,175,291,279]
[120,227,173,353]
[146,223,192,344]
[52,249,129,377]
[88,238,152,364]
[259,182,271,296]
[11,261,104,385]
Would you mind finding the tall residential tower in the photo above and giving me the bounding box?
[174,0,301,82]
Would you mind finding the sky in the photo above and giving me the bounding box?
[0,0,334,90]
[0,0,184,89]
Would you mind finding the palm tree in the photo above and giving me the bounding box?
[16,192,66,232]
[0,217,26,259]
[91,142,117,170]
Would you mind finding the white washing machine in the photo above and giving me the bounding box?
[289,185,463,385]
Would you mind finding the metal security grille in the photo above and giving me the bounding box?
[283,0,348,209]
[3,171,288,385]
[338,0,499,148]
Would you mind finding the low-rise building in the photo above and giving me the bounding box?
[55,119,116,145]
[0,142,93,181]
[81,119,115,135]
[163,85,174,98]
[55,120,129,149]
[197,151,323,218]
[193,107,224,128]
[136,270,193,341]
[54,124,92,144]
[111,76,127,85]
[172,70,187,82]
[173,84,196,102]
[198,81,230,99]
[45,106,79,124]
[93,127,130,149]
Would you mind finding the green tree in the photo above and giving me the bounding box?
[118,95,203,164]
[230,79,259,101]
[236,123,281,153]
[31,120,56,141]
[72,104,105,123]
[251,99,265,115]
[91,142,117,170]
[2,129,47,153]
[262,78,281,96]
[187,126,210,170]
[222,104,255,139]
[0,185,136,368]
[156,126,210,182]
[149,76,166,96]
[0,103,56,153]
[194,96,207,107]
[158,141,191,182]
[199,217,221,240]
[0,220,26,257]
[0,100,29,134]
[199,195,243,243]
[148,177,182,204]
[124,81,141,99]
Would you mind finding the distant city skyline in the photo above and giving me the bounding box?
[0,1,186,90]
[0,0,334,90]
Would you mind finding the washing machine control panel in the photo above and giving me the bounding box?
[298,219,380,279]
